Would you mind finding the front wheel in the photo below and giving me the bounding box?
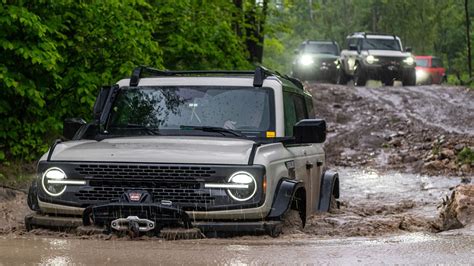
[354,64,367,86]
[336,67,350,85]
[402,69,416,86]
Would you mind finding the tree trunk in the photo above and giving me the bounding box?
[466,0,472,78]
[233,0,268,64]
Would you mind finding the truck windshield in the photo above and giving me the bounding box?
[304,44,338,55]
[106,86,275,138]
[416,58,429,67]
[362,38,401,51]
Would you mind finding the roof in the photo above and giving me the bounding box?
[123,66,304,91]
[348,32,400,40]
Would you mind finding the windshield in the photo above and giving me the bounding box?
[416,58,429,67]
[362,38,401,51]
[106,86,274,138]
[304,43,338,55]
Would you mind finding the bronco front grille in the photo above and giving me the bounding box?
[75,164,217,180]
[73,163,219,206]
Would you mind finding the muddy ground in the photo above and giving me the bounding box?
[0,84,473,263]
[309,83,474,177]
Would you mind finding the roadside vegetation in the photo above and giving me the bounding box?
[0,0,473,180]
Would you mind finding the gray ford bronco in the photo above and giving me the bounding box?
[292,40,340,83]
[338,32,416,86]
[26,66,340,237]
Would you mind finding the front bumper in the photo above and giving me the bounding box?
[363,63,414,81]
[25,212,282,236]
[293,64,337,81]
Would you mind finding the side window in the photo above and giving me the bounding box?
[283,92,308,136]
[432,58,442,68]
[346,38,355,49]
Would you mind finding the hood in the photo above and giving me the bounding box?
[48,136,256,165]
[367,50,410,57]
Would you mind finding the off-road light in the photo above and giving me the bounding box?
[41,167,85,197]
[404,56,415,65]
[366,55,378,64]
[299,54,314,66]
[227,171,257,201]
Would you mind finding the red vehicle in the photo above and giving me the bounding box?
[415,56,446,85]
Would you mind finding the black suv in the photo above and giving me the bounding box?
[292,40,340,83]
[338,32,416,86]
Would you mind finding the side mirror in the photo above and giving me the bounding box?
[63,118,86,140]
[405,47,412,52]
[93,86,112,120]
[349,44,358,52]
[293,119,326,144]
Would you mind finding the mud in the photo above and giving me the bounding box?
[309,84,474,176]
[0,188,28,235]
[1,233,473,264]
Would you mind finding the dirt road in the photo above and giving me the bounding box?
[0,83,473,264]
[309,83,474,176]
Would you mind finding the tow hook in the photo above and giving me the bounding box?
[111,216,155,237]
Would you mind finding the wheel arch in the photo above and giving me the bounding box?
[318,170,340,212]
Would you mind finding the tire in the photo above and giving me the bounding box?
[336,67,349,85]
[329,194,340,213]
[384,79,394,86]
[353,63,367,86]
[402,69,416,86]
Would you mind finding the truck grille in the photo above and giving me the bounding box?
[73,163,219,206]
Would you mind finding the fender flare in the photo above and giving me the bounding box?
[267,179,304,219]
[318,170,339,212]
[27,180,40,212]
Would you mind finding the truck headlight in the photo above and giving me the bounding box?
[41,167,67,197]
[299,54,314,66]
[227,171,257,201]
[365,55,379,64]
[404,56,415,65]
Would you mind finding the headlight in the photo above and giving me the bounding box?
[365,55,379,64]
[227,171,257,201]
[298,54,314,66]
[404,56,415,65]
[41,167,85,197]
[41,167,67,197]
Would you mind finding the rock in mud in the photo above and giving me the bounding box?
[437,184,474,231]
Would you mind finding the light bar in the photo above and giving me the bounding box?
[47,180,86,185]
[204,183,249,189]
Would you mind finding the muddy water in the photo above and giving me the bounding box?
[295,167,465,237]
[0,233,472,264]
[1,168,471,264]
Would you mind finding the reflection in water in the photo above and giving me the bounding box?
[39,238,72,265]
[41,255,72,265]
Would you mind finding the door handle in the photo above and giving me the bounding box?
[306,162,313,170]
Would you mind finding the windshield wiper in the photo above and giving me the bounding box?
[179,125,245,138]
[109,124,161,135]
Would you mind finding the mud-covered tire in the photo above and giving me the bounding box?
[384,79,394,86]
[329,194,340,213]
[281,209,304,232]
[402,69,416,86]
[336,67,349,85]
[354,64,367,86]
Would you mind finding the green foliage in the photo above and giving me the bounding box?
[0,1,251,162]
[458,147,474,164]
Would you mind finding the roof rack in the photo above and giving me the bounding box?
[129,65,303,89]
